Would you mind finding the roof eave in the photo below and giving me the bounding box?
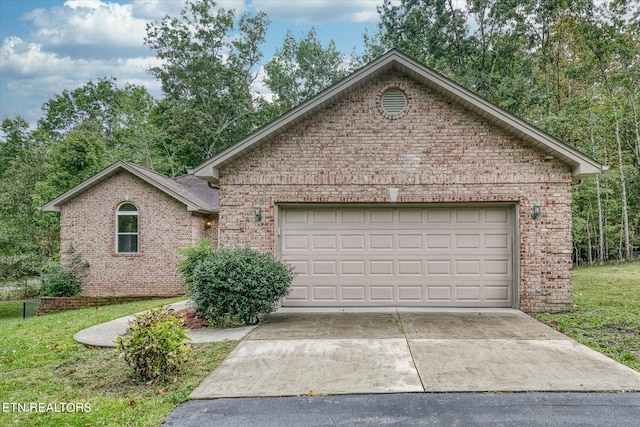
[41,161,217,213]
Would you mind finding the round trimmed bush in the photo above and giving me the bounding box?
[179,245,296,326]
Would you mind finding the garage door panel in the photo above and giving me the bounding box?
[427,210,451,224]
[485,208,510,223]
[287,260,309,276]
[341,234,365,249]
[287,286,309,301]
[427,235,451,249]
[485,259,510,275]
[341,210,365,224]
[370,260,394,275]
[398,286,422,301]
[312,235,337,250]
[455,234,481,249]
[370,286,394,301]
[455,260,481,275]
[427,286,452,301]
[455,209,480,223]
[342,286,366,301]
[485,233,510,249]
[426,260,452,276]
[341,260,366,275]
[398,260,423,275]
[370,234,394,249]
[456,286,481,301]
[280,206,514,307]
[313,286,337,301]
[282,234,308,251]
[370,209,394,223]
[398,234,422,249]
[312,261,337,275]
[398,209,422,223]
[313,210,337,224]
[485,285,510,301]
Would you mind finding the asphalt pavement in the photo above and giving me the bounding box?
[163,392,640,426]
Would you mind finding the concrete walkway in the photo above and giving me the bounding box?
[190,308,640,398]
[73,301,257,347]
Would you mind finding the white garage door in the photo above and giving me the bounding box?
[279,205,514,307]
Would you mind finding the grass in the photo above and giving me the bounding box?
[532,262,640,372]
[0,300,23,320]
[0,298,237,426]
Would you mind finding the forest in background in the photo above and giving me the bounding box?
[1,0,638,283]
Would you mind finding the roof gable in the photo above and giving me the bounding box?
[41,161,218,213]
[191,49,606,182]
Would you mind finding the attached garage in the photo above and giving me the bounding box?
[279,205,515,307]
[192,50,606,312]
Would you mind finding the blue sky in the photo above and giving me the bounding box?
[0,0,381,128]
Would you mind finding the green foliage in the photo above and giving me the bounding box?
[181,246,296,325]
[116,307,191,383]
[145,0,270,161]
[264,28,354,112]
[40,246,89,297]
[177,239,216,291]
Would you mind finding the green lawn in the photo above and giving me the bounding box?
[532,262,640,372]
[0,298,236,426]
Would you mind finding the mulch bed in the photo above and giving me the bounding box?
[176,308,210,329]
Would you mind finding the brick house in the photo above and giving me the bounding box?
[44,50,605,312]
[42,161,218,297]
[190,50,605,312]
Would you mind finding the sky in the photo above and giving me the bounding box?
[0,0,381,129]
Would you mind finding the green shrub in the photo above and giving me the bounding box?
[40,245,88,297]
[116,307,191,383]
[179,245,296,326]
[177,239,215,292]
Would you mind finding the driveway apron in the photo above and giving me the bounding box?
[190,309,640,398]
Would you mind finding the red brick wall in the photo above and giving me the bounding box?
[59,171,215,297]
[217,71,574,312]
[36,295,184,315]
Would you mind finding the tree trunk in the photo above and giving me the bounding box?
[587,74,605,264]
[595,174,605,264]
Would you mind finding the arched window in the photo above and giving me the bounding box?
[116,203,138,253]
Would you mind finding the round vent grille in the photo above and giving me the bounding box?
[381,89,407,115]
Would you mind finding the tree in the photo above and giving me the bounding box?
[0,120,53,281]
[145,0,269,164]
[368,0,470,78]
[264,29,354,112]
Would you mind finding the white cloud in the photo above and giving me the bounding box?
[24,0,150,59]
[131,0,185,20]
[251,0,381,24]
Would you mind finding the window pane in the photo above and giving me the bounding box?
[118,215,138,233]
[118,235,138,253]
[118,203,137,212]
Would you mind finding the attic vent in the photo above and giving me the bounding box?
[381,89,407,115]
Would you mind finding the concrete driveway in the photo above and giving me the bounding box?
[190,309,640,398]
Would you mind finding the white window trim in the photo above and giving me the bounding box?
[116,202,139,254]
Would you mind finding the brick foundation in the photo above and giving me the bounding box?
[36,295,185,315]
